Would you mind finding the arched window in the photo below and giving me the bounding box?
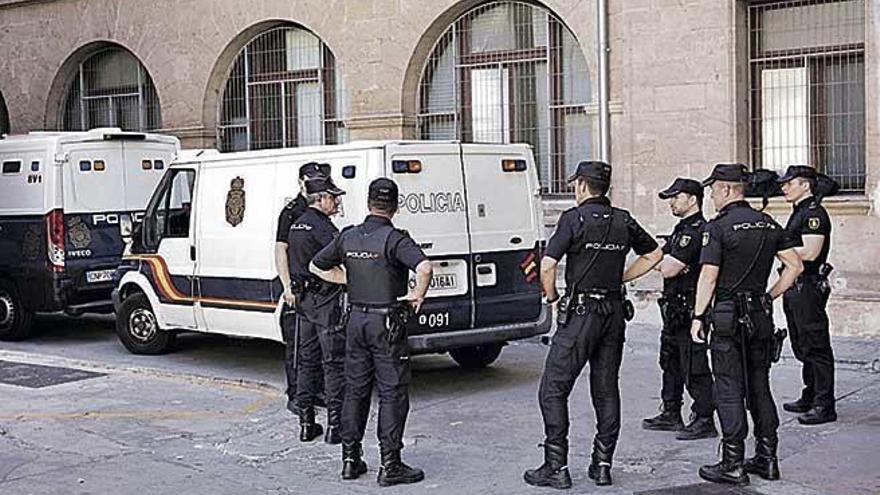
[217,25,346,152]
[418,1,592,194]
[61,47,161,131]
[0,91,8,136]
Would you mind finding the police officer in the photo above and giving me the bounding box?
[311,178,433,486]
[690,164,803,485]
[643,178,717,440]
[778,165,837,425]
[275,162,330,413]
[524,161,663,489]
[288,176,347,444]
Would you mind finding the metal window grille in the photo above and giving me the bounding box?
[749,0,866,192]
[217,26,347,152]
[417,1,594,195]
[0,92,8,136]
[61,48,162,132]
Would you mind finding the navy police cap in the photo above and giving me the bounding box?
[702,163,749,187]
[304,177,345,196]
[658,178,703,199]
[776,165,817,183]
[299,162,331,179]
[368,178,398,203]
[567,160,612,183]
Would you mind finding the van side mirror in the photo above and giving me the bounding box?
[129,223,145,254]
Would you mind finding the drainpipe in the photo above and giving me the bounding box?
[597,0,610,163]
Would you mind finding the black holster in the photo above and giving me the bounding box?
[556,295,572,328]
[385,304,413,344]
[770,327,787,363]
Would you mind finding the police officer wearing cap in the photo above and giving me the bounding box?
[276,162,331,413]
[524,161,663,489]
[643,178,717,440]
[690,163,803,485]
[288,176,347,444]
[778,165,837,425]
[311,177,433,486]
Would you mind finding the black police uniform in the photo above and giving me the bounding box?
[533,184,658,487]
[288,204,346,443]
[781,184,835,422]
[312,184,428,485]
[277,194,309,409]
[698,190,799,484]
[650,211,716,433]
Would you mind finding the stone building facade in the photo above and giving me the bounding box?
[0,0,877,334]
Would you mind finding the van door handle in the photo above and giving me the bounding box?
[510,236,522,245]
[190,246,196,261]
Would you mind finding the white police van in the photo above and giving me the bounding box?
[113,141,550,367]
[0,128,180,340]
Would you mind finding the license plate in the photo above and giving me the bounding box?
[86,269,115,284]
[409,260,468,297]
[430,274,457,290]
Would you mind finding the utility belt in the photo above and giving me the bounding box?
[794,262,833,295]
[658,290,694,327]
[350,302,413,344]
[711,291,786,363]
[557,287,634,328]
[290,274,334,295]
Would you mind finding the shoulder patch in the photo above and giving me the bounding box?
[679,234,691,248]
[702,232,710,247]
[807,217,820,231]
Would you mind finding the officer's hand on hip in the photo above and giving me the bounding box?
[690,319,706,344]
[283,288,296,306]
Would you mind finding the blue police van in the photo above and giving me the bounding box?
[0,129,179,340]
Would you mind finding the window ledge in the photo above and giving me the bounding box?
[748,195,873,216]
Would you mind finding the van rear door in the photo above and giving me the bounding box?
[385,143,472,335]
[461,144,543,328]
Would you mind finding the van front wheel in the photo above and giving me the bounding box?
[449,343,503,369]
[0,280,33,341]
[116,293,175,354]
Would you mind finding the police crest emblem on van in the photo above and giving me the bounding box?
[67,217,92,249]
[225,176,246,227]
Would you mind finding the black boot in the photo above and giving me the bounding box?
[377,449,424,486]
[298,407,324,442]
[324,408,342,445]
[641,402,684,431]
[587,438,614,486]
[523,442,572,489]
[798,406,837,425]
[341,442,368,480]
[699,440,750,485]
[782,397,812,413]
[676,414,718,441]
[744,436,780,481]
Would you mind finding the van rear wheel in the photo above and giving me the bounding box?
[0,280,33,341]
[116,293,175,354]
[449,343,503,369]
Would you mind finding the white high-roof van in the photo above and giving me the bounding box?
[0,129,179,340]
[113,141,549,368]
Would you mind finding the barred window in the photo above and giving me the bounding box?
[217,26,347,152]
[61,48,161,131]
[749,0,865,192]
[417,1,593,195]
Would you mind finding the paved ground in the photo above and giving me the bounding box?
[0,314,878,495]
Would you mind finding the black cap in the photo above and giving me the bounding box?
[304,177,345,196]
[658,178,703,199]
[299,162,331,179]
[776,165,817,183]
[368,178,398,203]
[702,163,749,187]
[567,160,612,183]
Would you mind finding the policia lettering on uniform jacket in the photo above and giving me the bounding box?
[691,163,803,487]
[524,161,663,490]
[287,176,347,444]
[643,178,716,440]
[778,165,837,426]
[311,177,432,487]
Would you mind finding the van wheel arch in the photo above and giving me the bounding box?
[116,292,175,354]
[449,343,504,369]
[0,279,34,341]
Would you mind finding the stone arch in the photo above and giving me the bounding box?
[44,40,162,131]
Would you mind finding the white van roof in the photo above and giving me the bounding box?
[172,140,533,167]
[0,128,179,151]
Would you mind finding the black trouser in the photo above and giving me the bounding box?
[710,331,779,442]
[294,299,345,413]
[659,328,715,418]
[539,300,625,448]
[783,280,835,408]
[341,309,411,452]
